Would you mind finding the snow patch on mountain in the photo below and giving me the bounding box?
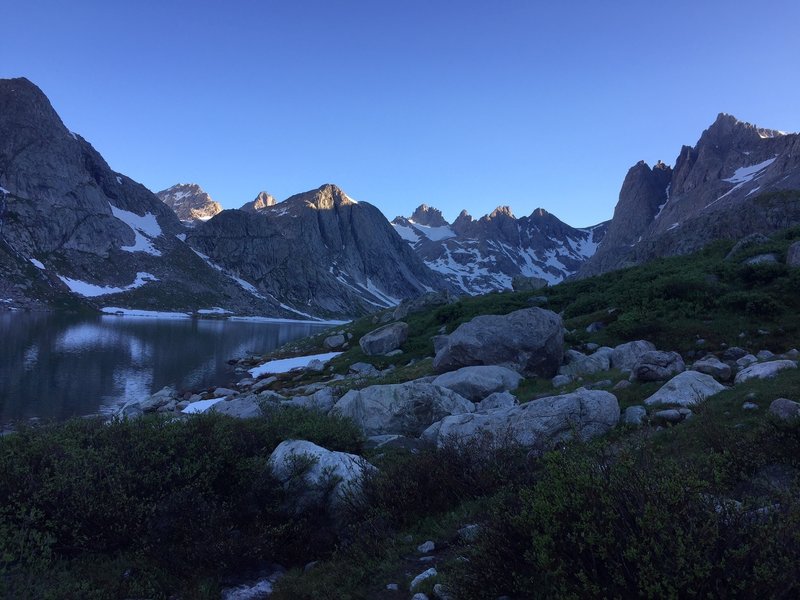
[109,204,162,256]
[59,272,158,297]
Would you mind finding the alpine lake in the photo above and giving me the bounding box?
[0,311,334,429]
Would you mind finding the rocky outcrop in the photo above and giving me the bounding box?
[188,184,451,318]
[644,371,726,407]
[432,307,564,377]
[332,382,475,436]
[431,365,522,402]
[359,322,409,355]
[579,114,800,277]
[421,389,620,449]
[393,204,607,294]
[157,183,222,224]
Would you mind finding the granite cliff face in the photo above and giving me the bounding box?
[188,185,449,317]
[579,114,800,276]
[392,205,607,293]
[0,78,296,317]
[157,183,222,224]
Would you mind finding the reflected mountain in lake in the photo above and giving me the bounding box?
[0,313,330,426]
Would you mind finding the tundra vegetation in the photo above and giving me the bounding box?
[2,227,800,599]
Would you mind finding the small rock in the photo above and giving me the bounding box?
[757,350,775,361]
[585,321,605,332]
[736,354,758,369]
[323,334,346,350]
[624,405,647,426]
[412,594,429,600]
[410,567,437,591]
[433,583,453,600]
[385,349,404,357]
[349,362,380,377]
[691,355,732,381]
[652,409,682,424]
[723,346,748,360]
[417,540,435,553]
[213,387,238,398]
[769,398,800,421]
[386,583,399,591]
[742,402,759,410]
[477,391,517,412]
[613,380,631,390]
[306,359,325,372]
[784,349,800,360]
[552,374,571,388]
[787,241,800,268]
[251,376,277,393]
[458,524,480,542]
[631,351,685,382]
[588,379,613,389]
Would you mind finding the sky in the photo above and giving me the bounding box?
[2,1,799,227]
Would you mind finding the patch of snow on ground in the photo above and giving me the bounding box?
[410,223,456,241]
[0,187,9,195]
[654,183,671,220]
[59,272,158,297]
[116,175,123,185]
[29,258,45,269]
[176,233,187,242]
[69,131,78,140]
[101,307,191,319]
[249,352,342,378]
[360,278,402,306]
[109,204,162,255]
[191,249,269,300]
[746,186,762,197]
[393,224,421,243]
[230,316,349,325]
[667,222,680,231]
[182,398,224,414]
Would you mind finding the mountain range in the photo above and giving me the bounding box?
[1,76,798,319]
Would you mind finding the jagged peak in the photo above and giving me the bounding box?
[700,112,790,146]
[408,204,449,227]
[530,207,551,219]
[488,205,515,219]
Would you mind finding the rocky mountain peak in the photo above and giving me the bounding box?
[409,204,449,227]
[488,205,515,220]
[157,183,222,224]
[303,183,358,210]
[240,190,277,212]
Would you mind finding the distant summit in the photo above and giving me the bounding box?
[240,190,277,212]
[157,183,222,224]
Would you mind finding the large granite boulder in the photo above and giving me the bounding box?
[332,382,475,437]
[421,389,619,449]
[769,398,800,420]
[212,395,264,418]
[611,340,657,371]
[269,440,372,511]
[735,360,797,384]
[432,307,564,377]
[644,371,726,407]
[359,322,409,355]
[631,351,685,382]
[431,365,522,402]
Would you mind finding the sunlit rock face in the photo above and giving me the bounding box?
[578,114,800,277]
[157,183,222,224]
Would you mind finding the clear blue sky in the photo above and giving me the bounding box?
[2,1,798,227]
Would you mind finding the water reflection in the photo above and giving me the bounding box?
[0,313,330,426]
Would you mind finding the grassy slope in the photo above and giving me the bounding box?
[2,227,800,598]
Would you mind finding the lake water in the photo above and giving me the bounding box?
[0,312,332,427]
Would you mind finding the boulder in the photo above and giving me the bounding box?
[735,360,798,384]
[552,375,571,388]
[769,398,800,420]
[624,405,647,426]
[432,307,564,377]
[736,354,758,369]
[788,241,800,268]
[393,291,452,320]
[743,253,779,266]
[348,362,380,377]
[269,440,372,511]
[137,386,176,412]
[432,365,522,402]
[511,275,548,291]
[611,340,657,371]
[332,382,475,437]
[281,388,338,413]
[476,391,517,412]
[421,389,619,449]
[724,233,770,260]
[323,334,346,350]
[559,347,613,378]
[644,371,726,407]
[691,355,732,381]
[359,322,409,355]
[631,351,685,382]
[212,395,264,418]
[757,350,775,361]
[652,409,683,424]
